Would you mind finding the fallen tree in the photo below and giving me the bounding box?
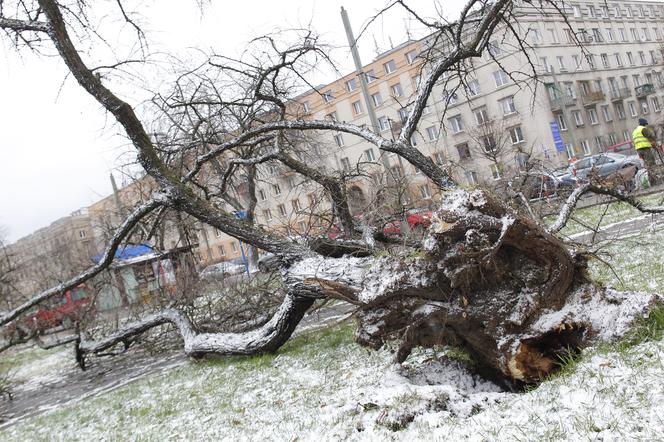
[1,0,662,390]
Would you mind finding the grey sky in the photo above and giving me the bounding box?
[0,0,461,242]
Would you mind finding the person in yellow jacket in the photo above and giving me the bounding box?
[633,118,658,184]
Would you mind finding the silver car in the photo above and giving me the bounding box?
[567,152,642,181]
[199,261,245,280]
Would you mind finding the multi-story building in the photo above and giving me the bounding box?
[9,0,664,273]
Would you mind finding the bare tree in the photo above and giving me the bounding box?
[2,0,664,389]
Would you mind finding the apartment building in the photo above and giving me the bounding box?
[7,209,95,298]
[10,0,664,272]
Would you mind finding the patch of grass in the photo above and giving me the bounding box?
[618,304,664,350]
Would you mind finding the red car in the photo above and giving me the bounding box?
[30,285,93,330]
[382,209,433,236]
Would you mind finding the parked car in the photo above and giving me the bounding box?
[567,152,642,182]
[382,209,433,237]
[30,285,93,330]
[199,261,245,280]
[512,172,561,201]
[257,252,280,272]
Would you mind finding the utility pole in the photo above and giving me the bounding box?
[341,7,410,235]
[340,6,391,176]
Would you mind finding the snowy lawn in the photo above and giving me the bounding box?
[549,190,664,236]
[2,231,664,440]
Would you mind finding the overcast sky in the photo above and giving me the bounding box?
[0,0,463,243]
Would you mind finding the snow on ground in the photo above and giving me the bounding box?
[2,322,664,441]
[3,205,664,440]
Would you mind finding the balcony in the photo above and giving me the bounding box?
[635,83,656,97]
[581,90,606,106]
[549,95,577,111]
[609,87,632,101]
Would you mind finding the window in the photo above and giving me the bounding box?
[652,96,661,112]
[291,199,300,212]
[334,134,344,147]
[573,5,581,17]
[364,148,376,162]
[340,157,351,171]
[642,28,651,41]
[613,5,621,18]
[302,101,310,113]
[628,101,637,117]
[623,130,631,142]
[655,28,662,40]
[371,92,382,107]
[322,90,334,102]
[588,108,599,125]
[586,54,596,70]
[614,53,623,67]
[468,79,481,96]
[481,135,497,153]
[277,204,287,217]
[548,28,559,44]
[390,165,403,177]
[631,28,639,41]
[345,78,357,92]
[557,56,566,71]
[383,59,396,74]
[259,189,267,201]
[650,50,657,65]
[592,28,603,42]
[639,51,647,65]
[465,171,478,185]
[405,49,418,64]
[572,55,582,70]
[641,100,650,115]
[565,143,575,159]
[449,115,464,133]
[391,83,403,97]
[410,134,418,146]
[609,132,618,146]
[572,110,583,126]
[489,164,501,180]
[426,125,439,141]
[419,184,432,199]
[288,176,296,190]
[499,96,517,115]
[581,139,592,156]
[615,102,626,120]
[587,4,596,18]
[600,53,610,69]
[457,143,471,159]
[627,52,635,66]
[398,107,409,123]
[619,28,627,42]
[509,126,524,144]
[595,136,604,151]
[493,70,509,87]
[473,107,490,125]
[352,100,363,115]
[365,69,377,83]
[378,116,390,131]
[443,90,458,105]
[530,28,543,45]
[298,221,308,233]
[540,56,551,73]
[606,28,614,42]
[557,113,567,130]
[218,245,226,256]
[602,105,612,122]
[433,152,445,165]
[78,229,86,238]
[272,183,281,195]
[487,41,502,57]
